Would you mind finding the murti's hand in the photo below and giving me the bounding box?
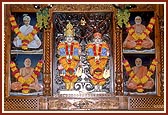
[66,55,72,60]
[107,51,110,56]
[36,40,41,46]
[13,37,18,41]
[75,67,82,77]
[95,56,100,60]
[103,69,110,79]
[95,56,100,63]
[66,55,72,63]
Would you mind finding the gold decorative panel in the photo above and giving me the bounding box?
[48,95,122,110]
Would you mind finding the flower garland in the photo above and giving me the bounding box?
[86,43,108,72]
[126,17,156,49]
[9,15,39,50]
[93,44,102,56]
[123,58,158,92]
[10,60,44,94]
[93,44,102,63]
[65,42,74,63]
[10,62,26,84]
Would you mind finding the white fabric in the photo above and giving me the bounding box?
[13,25,41,48]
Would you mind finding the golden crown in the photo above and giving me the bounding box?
[64,22,75,36]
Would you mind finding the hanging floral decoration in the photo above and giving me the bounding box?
[10,60,44,94]
[114,4,136,28]
[9,15,39,50]
[36,7,50,29]
[126,17,156,49]
[123,58,158,92]
[116,9,130,28]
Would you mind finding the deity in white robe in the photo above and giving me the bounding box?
[13,14,41,49]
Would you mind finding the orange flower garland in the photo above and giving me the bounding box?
[10,60,44,94]
[141,58,158,84]
[126,17,156,49]
[123,58,158,92]
[10,62,25,84]
[9,15,39,50]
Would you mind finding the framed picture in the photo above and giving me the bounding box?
[10,54,43,96]
[123,54,157,95]
[52,12,114,94]
[122,11,159,95]
[10,12,43,51]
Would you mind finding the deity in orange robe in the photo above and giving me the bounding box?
[86,32,110,91]
[11,58,43,92]
[127,58,154,91]
[123,16,153,49]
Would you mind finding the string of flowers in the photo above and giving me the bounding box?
[9,15,39,50]
[123,58,158,92]
[10,60,44,94]
[126,17,156,49]
[10,62,25,84]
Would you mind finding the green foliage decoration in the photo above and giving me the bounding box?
[116,9,130,28]
[36,7,49,30]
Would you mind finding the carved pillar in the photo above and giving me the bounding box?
[39,96,48,110]
[114,17,123,95]
[158,5,164,97]
[4,4,12,97]
[159,17,164,96]
[155,4,164,96]
[43,30,52,96]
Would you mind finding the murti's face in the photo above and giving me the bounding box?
[66,36,74,43]
[135,17,142,24]
[94,37,102,44]
[23,20,30,26]
[135,58,142,67]
[24,58,31,67]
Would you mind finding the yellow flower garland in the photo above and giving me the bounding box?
[9,15,39,50]
[123,58,158,92]
[10,60,44,94]
[126,17,156,49]
[10,62,25,84]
